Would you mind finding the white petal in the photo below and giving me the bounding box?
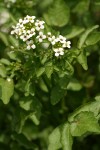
[62,43,67,48]
[30,20,34,23]
[31,28,35,32]
[31,44,36,49]
[11,30,15,34]
[40,25,44,29]
[27,45,31,50]
[60,51,64,55]
[32,16,36,19]
[59,47,63,51]
[67,41,71,48]
[48,37,52,41]
[67,41,71,44]
[67,45,71,48]
[36,27,40,31]
[39,31,43,35]
[51,41,56,45]
[35,22,38,26]
[39,38,43,42]
[53,48,58,52]
[43,35,46,39]
[55,53,59,57]
[19,19,23,23]
[47,32,51,36]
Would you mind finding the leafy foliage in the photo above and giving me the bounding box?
[0,0,100,150]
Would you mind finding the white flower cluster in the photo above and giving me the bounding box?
[11,15,71,56]
[47,33,71,56]
[11,15,46,50]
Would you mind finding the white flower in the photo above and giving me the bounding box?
[27,28,36,37]
[16,22,24,28]
[29,16,36,23]
[63,41,71,48]
[57,35,66,44]
[53,47,64,57]
[36,32,46,43]
[24,16,36,23]
[26,40,36,50]
[35,20,45,31]
[47,32,52,37]
[22,19,29,24]
[11,30,15,35]
[20,34,29,41]
[47,32,52,40]
[48,35,57,45]
[67,41,71,48]
[19,19,23,23]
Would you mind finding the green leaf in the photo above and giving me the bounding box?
[9,35,19,47]
[45,62,53,78]
[95,95,100,101]
[25,80,35,96]
[36,67,45,77]
[7,51,18,60]
[65,61,74,76]
[66,26,85,39]
[29,113,40,125]
[61,123,73,150]
[58,76,69,89]
[78,25,99,49]
[43,0,70,27]
[41,55,48,64]
[51,86,65,105]
[19,99,32,111]
[77,49,88,70]
[12,133,37,149]
[0,58,10,65]
[0,78,14,104]
[82,75,95,88]
[67,78,82,91]
[70,111,100,136]
[39,78,48,92]
[68,100,100,122]
[0,64,7,77]
[72,0,90,14]
[85,32,100,46]
[0,32,9,46]
[48,126,62,150]
[19,97,42,125]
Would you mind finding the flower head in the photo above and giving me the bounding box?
[36,32,46,43]
[62,41,71,48]
[26,40,36,50]
[53,47,64,57]
[35,20,45,31]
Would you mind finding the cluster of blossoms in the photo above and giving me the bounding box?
[11,15,71,57]
[47,33,71,56]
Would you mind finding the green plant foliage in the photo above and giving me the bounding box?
[44,0,70,27]
[0,0,100,149]
[70,111,100,136]
[49,99,100,150]
[85,32,100,46]
[77,49,88,70]
[48,126,62,150]
[0,78,14,104]
[61,123,73,150]
[50,86,65,105]
[65,26,85,39]
[67,78,82,91]
[78,25,99,49]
